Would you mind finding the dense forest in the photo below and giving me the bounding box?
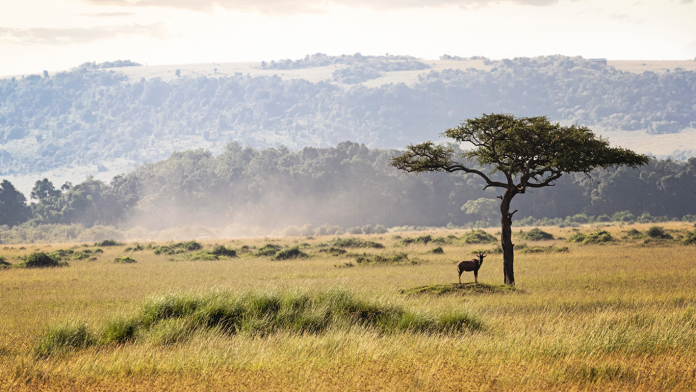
[1,142,694,236]
[1,55,695,176]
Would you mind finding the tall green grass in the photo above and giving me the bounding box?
[35,289,483,355]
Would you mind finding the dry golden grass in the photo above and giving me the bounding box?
[1,222,696,391]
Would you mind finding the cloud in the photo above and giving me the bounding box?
[79,0,561,13]
[0,23,168,45]
[79,12,138,17]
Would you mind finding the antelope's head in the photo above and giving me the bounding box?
[477,252,487,265]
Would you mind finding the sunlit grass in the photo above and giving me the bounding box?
[1,222,696,390]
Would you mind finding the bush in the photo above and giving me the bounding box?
[274,247,308,260]
[460,230,496,244]
[430,247,444,254]
[684,231,696,245]
[210,245,236,257]
[354,252,416,264]
[0,257,11,268]
[520,246,569,254]
[471,247,502,254]
[22,252,67,268]
[518,228,554,241]
[187,251,218,261]
[645,226,673,240]
[330,238,384,249]
[114,256,136,263]
[568,233,587,243]
[581,230,614,244]
[95,239,121,247]
[256,244,282,257]
[319,247,347,256]
[415,235,432,244]
[626,229,642,238]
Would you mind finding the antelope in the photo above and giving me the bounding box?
[458,252,486,284]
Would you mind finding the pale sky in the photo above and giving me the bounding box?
[0,0,695,76]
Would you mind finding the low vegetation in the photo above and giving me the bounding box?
[460,230,497,244]
[3,222,696,391]
[35,289,483,356]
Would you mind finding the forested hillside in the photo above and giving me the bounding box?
[2,142,694,233]
[1,55,695,177]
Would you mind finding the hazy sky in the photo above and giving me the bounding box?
[1,0,695,76]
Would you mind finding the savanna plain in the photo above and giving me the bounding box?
[1,222,696,391]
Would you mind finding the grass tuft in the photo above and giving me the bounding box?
[401,283,518,296]
[36,289,483,354]
[114,256,137,263]
[274,247,308,260]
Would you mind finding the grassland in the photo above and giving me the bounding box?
[1,222,696,391]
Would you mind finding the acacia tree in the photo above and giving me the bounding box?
[390,114,649,285]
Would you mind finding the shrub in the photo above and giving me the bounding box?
[415,235,432,244]
[645,226,673,240]
[626,229,642,238]
[330,238,384,249]
[0,257,11,268]
[210,245,236,257]
[460,230,497,244]
[71,251,89,260]
[95,239,121,247]
[274,247,308,260]
[319,247,347,256]
[256,244,282,257]
[684,231,696,245]
[568,233,587,243]
[471,247,502,254]
[114,257,137,263]
[35,322,95,356]
[430,247,444,254]
[581,230,614,244]
[188,252,218,261]
[125,244,144,252]
[519,228,554,241]
[354,252,417,264]
[372,224,388,234]
[94,248,104,254]
[520,246,569,254]
[22,252,67,268]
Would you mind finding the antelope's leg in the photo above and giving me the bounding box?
[474,272,478,284]
[458,270,462,284]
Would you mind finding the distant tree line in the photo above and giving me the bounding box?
[0,142,694,231]
[1,55,694,175]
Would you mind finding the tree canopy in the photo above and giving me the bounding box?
[391,114,649,284]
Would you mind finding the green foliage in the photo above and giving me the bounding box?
[626,229,643,238]
[401,282,516,296]
[519,246,569,254]
[0,180,30,227]
[114,256,136,263]
[319,247,347,256]
[330,238,384,249]
[518,228,554,241]
[430,247,444,254]
[210,245,236,257]
[255,244,282,257]
[36,289,483,354]
[273,247,308,260]
[581,230,614,244]
[0,256,11,268]
[683,231,696,245]
[568,233,587,243]
[415,235,432,244]
[35,322,95,356]
[353,252,419,264]
[95,239,121,247]
[460,230,497,244]
[645,226,673,240]
[21,252,67,268]
[471,247,502,255]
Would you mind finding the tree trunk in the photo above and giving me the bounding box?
[500,189,516,285]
